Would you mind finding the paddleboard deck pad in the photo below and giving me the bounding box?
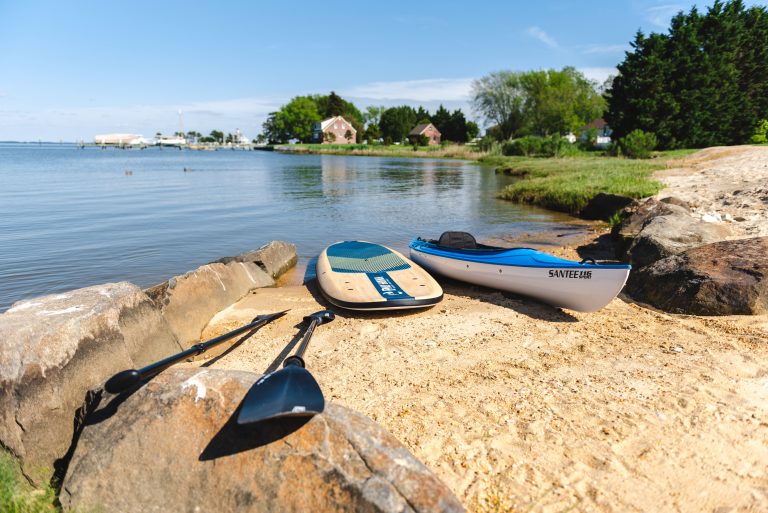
[317,241,443,311]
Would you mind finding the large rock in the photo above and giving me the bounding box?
[61,368,463,513]
[626,237,768,315]
[146,261,274,348]
[0,282,181,484]
[626,212,732,268]
[216,240,298,280]
[579,193,635,221]
[613,198,690,259]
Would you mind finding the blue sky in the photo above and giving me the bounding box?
[0,0,763,141]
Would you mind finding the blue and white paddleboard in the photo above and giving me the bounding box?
[316,241,443,311]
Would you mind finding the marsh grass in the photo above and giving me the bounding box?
[0,450,58,513]
[486,153,690,213]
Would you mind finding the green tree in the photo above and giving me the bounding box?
[363,123,382,143]
[210,130,224,143]
[606,0,768,148]
[520,67,606,136]
[262,96,321,143]
[415,106,431,124]
[466,121,480,141]
[315,92,364,142]
[379,106,417,143]
[471,71,527,140]
[362,105,386,126]
[431,105,451,136]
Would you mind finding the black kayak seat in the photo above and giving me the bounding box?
[437,231,478,249]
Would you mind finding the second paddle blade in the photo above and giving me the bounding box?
[237,365,325,425]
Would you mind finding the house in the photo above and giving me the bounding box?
[408,123,441,145]
[312,116,357,144]
[581,118,613,148]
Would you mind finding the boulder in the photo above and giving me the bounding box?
[626,237,768,315]
[579,193,636,221]
[626,212,732,268]
[613,198,690,259]
[61,368,463,513]
[216,240,298,279]
[0,282,181,484]
[145,261,274,348]
[659,196,691,211]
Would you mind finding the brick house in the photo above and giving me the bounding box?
[408,123,441,145]
[312,116,357,144]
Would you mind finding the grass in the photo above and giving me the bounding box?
[0,449,58,513]
[485,150,697,214]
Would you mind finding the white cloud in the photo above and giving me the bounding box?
[581,44,629,55]
[645,4,683,28]
[527,26,558,48]
[578,67,618,84]
[340,78,473,102]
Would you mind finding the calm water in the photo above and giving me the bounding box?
[0,143,574,311]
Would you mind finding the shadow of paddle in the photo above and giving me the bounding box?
[199,409,311,461]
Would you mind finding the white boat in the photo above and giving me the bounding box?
[156,135,187,147]
[409,232,631,312]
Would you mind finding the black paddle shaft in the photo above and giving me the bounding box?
[283,310,335,368]
[104,310,288,394]
[237,310,335,424]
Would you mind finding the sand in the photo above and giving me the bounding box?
[194,146,768,512]
[656,145,768,237]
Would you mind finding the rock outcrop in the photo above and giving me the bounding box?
[613,198,690,259]
[148,241,297,348]
[579,193,635,221]
[626,212,732,268]
[626,237,768,315]
[0,283,181,484]
[61,368,463,513]
[145,261,274,348]
[216,240,298,279]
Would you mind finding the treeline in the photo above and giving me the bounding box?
[471,67,606,141]
[606,0,768,149]
[261,92,479,144]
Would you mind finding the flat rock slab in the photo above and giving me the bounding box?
[61,368,463,513]
[216,240,298,279]
[146,261,274,348]
[626,237,768,315]
[0,282,181,483]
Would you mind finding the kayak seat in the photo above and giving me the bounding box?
[437,231,478,249]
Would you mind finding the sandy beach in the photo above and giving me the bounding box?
[192,146,768,512]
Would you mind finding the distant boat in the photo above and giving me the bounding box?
[156,135,187,147]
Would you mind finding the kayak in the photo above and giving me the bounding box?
[317,241,443,311]
[409,232,631,312]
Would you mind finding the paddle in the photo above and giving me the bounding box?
[104,310,289,394]
[237,310,335,424]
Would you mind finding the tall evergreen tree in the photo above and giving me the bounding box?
[606,0,768,148]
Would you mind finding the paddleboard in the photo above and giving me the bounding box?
[316,241,443,311]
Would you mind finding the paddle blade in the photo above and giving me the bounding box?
[237,365,324,424]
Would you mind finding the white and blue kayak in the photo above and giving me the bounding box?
[409,232,631,312]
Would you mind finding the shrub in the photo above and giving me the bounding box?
[383,136,393,146]
[617,129,657,159]
[751,119,768,144]
[418,134,430,146]
[503,136,543,156]
[476,135,497,153]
